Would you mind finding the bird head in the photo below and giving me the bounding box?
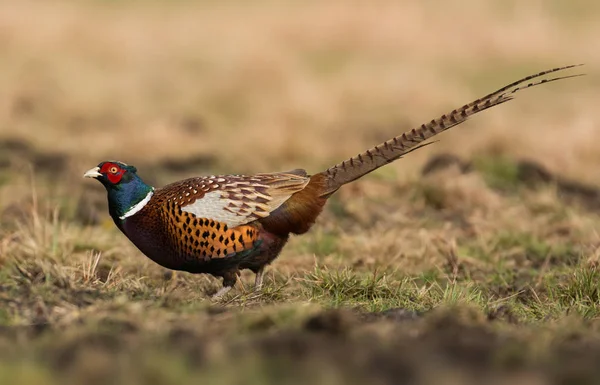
[83,161,139,189]
[84,160,153,221]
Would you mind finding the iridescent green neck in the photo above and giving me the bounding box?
[106,174,154,222]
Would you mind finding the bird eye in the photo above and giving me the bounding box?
[109,166,119,174]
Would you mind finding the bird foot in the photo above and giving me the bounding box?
[211,286,232,300]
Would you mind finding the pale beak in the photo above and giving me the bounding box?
[83,167,102,179]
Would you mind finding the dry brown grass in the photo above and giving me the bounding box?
[2,1,600,384]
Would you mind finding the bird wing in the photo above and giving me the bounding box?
[157,172,310,229]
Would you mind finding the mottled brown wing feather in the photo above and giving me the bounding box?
[156,172,310,228]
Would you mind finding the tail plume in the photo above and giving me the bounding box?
[317,64,584,197]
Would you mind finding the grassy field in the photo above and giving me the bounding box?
[1,1,600,384]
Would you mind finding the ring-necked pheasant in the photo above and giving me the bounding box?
[84,65,582,298]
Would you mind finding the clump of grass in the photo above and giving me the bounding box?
[460,230,579,268]
[301,265,400,305]
[473,155,521,191]
[550,266,600,318]
[495,232,552,258]
[436,281,486,307]
[300,264,490,313]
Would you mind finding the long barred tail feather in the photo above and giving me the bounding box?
[317,64,584,197]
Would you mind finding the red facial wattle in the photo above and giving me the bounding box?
[100,162,125,184]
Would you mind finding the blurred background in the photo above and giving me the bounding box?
[0,1,597,193]
[1,1,600,384]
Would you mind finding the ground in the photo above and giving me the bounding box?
[1,1,600,384]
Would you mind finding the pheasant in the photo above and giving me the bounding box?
[84,65,582,298]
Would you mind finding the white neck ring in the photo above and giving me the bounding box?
[120,189,154,220]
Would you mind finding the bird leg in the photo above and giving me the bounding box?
[211,270,239,300]
[254,267,265,291]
